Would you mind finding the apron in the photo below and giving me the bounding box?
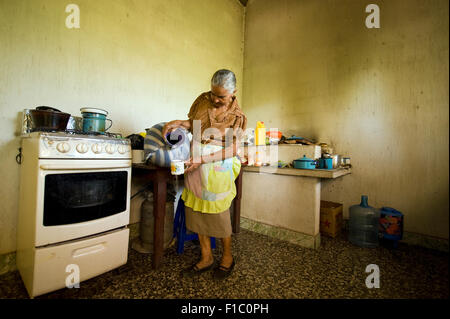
[181,144,241,214]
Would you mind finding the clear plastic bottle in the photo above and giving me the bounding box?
[348,195,380,248]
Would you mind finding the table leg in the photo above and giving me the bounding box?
[232,171,242,233]
[152,170,167,269]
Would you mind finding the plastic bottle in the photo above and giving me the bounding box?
[255,121,266,146]
[348,195,380,248]
[255,121,266,167]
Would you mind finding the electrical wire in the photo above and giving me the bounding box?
[16,148,22,164]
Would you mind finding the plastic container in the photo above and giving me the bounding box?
[379,207,404,248]
[348,195,380,248]
[132,150,144,163]
[266,130,282,144]
[255,121,266,145]
[164,128,187,148]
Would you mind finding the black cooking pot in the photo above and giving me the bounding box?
[29,106,71,131]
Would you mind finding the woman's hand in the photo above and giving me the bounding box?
[184,156,202,173]
[162,120,181,138]
[162,119,191,138]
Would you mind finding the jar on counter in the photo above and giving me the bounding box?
[342,157,351,168]
[331,154,341,168]
[318,143,333,155]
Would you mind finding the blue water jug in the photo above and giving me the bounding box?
[349,195,380,248]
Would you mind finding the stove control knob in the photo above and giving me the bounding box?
[117,145,127,154]
[56,142,70,153]
[105,144,116,154]
[92,143,102,154]
[44,137,54,146]
[76,143,89,154]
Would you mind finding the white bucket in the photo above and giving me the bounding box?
[132,150,144,163]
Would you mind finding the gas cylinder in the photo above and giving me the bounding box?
[131,191,174,253]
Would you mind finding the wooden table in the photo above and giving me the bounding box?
[132,163,243,269]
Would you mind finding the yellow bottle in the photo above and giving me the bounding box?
[255,121,266,146]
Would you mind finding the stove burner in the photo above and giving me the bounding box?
[66,129,123,139]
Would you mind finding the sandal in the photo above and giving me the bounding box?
[182,260,215,277]
[213,259,235,280]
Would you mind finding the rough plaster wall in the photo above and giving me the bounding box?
[0,0,244,254]
[243,0,449,239]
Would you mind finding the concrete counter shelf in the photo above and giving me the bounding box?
[240,163,352,250]
[242,166,351,179]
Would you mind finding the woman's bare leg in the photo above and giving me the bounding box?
[220,236,233,267]
[197,234,214,268]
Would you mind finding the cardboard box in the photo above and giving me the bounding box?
[320,201,343,238]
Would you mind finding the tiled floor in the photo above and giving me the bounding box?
[0,229,448,299]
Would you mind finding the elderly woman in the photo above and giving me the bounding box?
[162,69,247,279]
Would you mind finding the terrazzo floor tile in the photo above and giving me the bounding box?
[0,229,448,299]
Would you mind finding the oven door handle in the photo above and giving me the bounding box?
[40,163,131,170]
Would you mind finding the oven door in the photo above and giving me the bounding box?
[35,159,131,246]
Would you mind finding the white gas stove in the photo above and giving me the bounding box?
[17,130,132,298]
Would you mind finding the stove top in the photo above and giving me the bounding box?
[29,128,124,139]
[24,130,131,159]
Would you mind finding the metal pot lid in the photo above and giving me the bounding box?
[295,155,314,162]
[80,107,108,115]
[36,106,62,112]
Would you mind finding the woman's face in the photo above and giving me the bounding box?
[210,85,235,108]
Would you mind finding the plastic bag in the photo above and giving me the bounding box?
[126,134,144,150]
[144,122,191,167]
